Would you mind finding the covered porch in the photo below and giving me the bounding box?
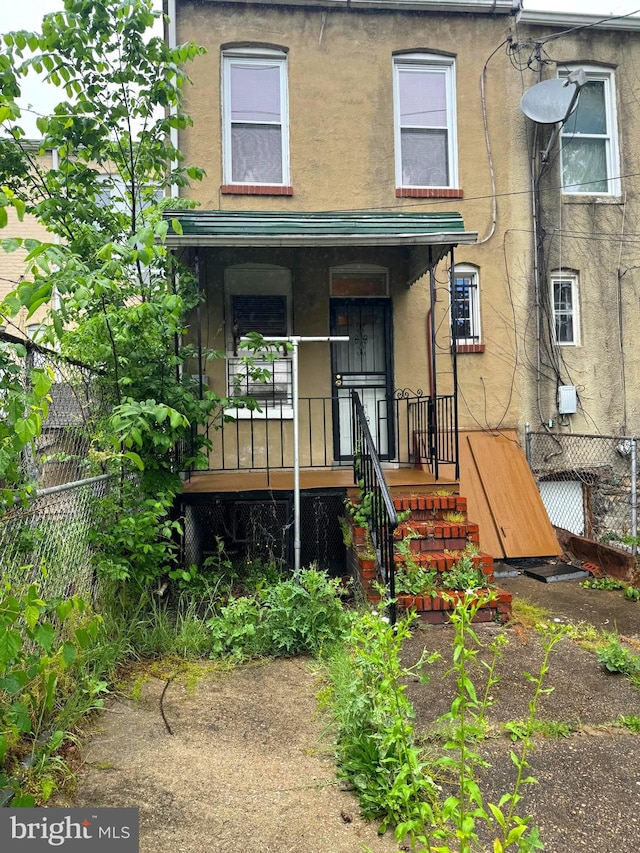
[166,209,477,494]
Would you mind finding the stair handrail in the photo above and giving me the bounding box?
[351,390,399,623]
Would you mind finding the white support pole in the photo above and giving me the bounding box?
[291,338,301,569]
[256,335,349,570]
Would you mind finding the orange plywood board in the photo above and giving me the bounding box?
[459,430,561,559]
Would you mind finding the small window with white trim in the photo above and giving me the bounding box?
[559,66,620,196]
[393,53,458,189]
[551,270,580,346]
[225,264,293,415]
[452,264,481,346]
[222,47,290,186]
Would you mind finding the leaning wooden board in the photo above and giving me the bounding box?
[459,430,561,559]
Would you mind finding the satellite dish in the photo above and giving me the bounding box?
[520,78,580,125]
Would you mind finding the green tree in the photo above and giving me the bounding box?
[0,0,257,589]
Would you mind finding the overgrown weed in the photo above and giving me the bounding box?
[325,595,565,852]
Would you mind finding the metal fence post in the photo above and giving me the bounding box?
[631,437,637,556]
[524,422,531,466]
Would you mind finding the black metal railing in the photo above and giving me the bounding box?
[351,390,399,623]
[180,390,458,477]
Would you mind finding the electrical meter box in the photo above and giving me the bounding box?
[557,385,577,415]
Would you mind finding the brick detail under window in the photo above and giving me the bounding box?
[396,188,463,199]
[453,343,485,354]
[221,184,293,196]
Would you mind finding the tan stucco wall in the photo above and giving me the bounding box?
[523,24,640,437]
[176,0,534,436]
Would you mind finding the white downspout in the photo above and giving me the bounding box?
[166,0,180,199]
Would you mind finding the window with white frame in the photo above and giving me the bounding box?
[559,67,620,196]
[551,271,580,345]
[393,53,458,189]
[452,264,481,345]
[225,265,292,413]
[222,48,290,186]
[95,175,163,219]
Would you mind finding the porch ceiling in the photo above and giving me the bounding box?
[164,210,478,282]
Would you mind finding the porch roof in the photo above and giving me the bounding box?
[164,209,477,284]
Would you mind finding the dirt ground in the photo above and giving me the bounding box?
[58,575,640,852]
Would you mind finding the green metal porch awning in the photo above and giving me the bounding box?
[163,209,477,284]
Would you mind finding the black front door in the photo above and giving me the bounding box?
[330,299,394,461]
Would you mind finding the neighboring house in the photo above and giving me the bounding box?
[0,145,56,340]
[517,8,640,438]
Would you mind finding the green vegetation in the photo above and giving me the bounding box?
[325,595,563,852]
[596,635,640,679]
[581,575,640,602]
[503,719,575,741]
[0,582,105,806]
[618,714,640,733]
[581,576,625,591]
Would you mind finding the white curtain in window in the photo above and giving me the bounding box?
[398,68,447,127]
[401,128,448,186]
[561,138,608,193]
[231,125,283,183]
[230,63,283,183]
[561,80,608,193]
[230,63,281,122]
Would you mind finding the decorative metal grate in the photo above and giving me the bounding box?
[179,491,347,576]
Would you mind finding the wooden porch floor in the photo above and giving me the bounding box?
[181,467,459,494]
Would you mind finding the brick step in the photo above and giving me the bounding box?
[397,588,512,625]
[393,550,494,583]
[393,494,467,517]
[395,520,480,551]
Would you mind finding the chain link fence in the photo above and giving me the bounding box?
[0,334,112,602]
[0,475,114,603]
[525,429,638,553]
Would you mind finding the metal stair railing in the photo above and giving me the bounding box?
[351,390,399,623]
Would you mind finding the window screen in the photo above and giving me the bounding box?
[231,295,287,338]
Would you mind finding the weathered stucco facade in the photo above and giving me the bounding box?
[172,0,535,448]
[519,15,640,437]
[170,0,640,449]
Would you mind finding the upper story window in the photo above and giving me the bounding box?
[559,67,620,196]
[222,47,290,187]
[393,53,458,190]
[551,270,580,346]
[452,264,482,351]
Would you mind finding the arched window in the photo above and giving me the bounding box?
[224,264,293,414]
[452,264,481,349]
[393,52,458,190]
[551,269,580,346]
[222,46,290,187]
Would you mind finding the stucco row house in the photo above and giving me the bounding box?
[162,0,640,568]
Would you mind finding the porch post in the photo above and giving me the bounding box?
[194,248,204,401]
[260,335,348,572]
[428,247,439,479]
[450,245,460,481]
[291,338,301,570]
